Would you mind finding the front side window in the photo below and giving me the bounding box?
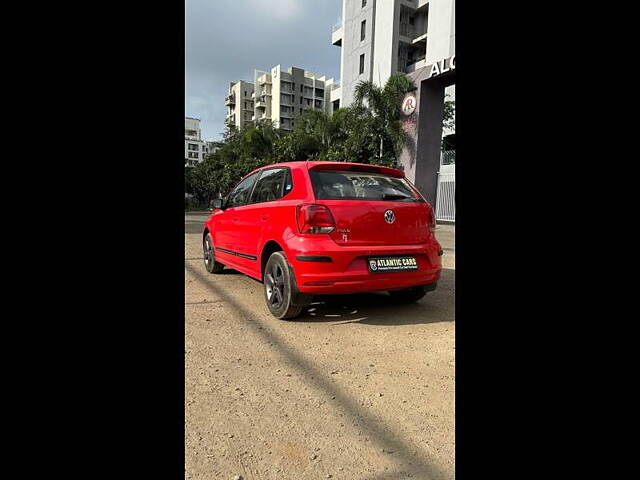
[309,170,421,202]
[226,173,259,208]
[251,168,291,203]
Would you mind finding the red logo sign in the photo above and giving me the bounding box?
[402,94,416,116]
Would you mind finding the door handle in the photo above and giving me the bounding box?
[261,215,270,221]
[232,218,239,223]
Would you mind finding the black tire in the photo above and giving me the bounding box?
[263,251,303,320]
[388,285,428,304]
[203,233,225,274]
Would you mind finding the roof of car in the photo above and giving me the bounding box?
[251,161,404,177]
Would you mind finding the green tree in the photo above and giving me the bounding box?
[353,73,413,164]
[443,94,455,131]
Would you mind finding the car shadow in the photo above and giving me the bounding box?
[297,268,455,326]
[184,259,244,276]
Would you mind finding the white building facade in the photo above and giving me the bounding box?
[185,117,209,166]
[227,65,337,133]
[331,0,455,109]
[225,80,255,131]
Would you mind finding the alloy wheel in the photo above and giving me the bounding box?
[265,263,285,309]
[203,237,213,268]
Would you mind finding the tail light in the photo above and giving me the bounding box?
[428,206,437,233]
[296,204,335,234]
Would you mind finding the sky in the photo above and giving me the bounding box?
[186,0,343,141]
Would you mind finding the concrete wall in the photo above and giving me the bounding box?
[372,0,399,88]
[226,81,254,130]
[271,65,282,129]
[425,0,455,65]
[234,81,254,129]
[339,0,377,107]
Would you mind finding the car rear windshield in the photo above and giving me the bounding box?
[309,169,421,201]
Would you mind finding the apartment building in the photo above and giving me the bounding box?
[185,117,209,166]
[331,0,455,108]
[225,80,255,130]
[245,65,334,132]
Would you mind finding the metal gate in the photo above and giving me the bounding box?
[435,170,455,222]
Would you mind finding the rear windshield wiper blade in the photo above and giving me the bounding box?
[382,193,414,200]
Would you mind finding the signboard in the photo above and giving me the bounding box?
[401,93,417,116]
[429,55,455,78]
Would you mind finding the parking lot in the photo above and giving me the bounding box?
[185,212,455,480]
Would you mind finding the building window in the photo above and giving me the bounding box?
[361,20,366,41]
[362,0,367,7]
[188,143,198,151]
[359,54,365,74]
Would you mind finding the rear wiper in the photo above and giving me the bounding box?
[382,193,414,200]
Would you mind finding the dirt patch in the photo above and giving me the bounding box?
[185,233,455,479]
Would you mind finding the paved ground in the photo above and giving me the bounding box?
[185,212,455,480]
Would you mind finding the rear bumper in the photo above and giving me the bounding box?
[285,235,443,294]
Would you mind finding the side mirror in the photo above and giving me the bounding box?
[211,198,224,210]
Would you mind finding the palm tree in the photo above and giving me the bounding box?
[353,73,413,160]
[295,108,349,155]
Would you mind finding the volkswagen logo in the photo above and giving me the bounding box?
[384,210,395,224]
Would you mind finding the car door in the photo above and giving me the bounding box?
[241,167,292,268]
[213,172,259,262]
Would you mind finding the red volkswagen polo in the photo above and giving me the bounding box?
[203,161,443,319]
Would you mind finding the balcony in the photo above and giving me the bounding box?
[256,99,267,108]
[224,95,235,106]
[404,58,427,73]
[413,32,427,45]
[330,83,341,104]
[332,20,342,46]
[399,23,416,41]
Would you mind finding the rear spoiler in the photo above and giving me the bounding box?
[306,162,404,178]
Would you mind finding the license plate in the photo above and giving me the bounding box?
[367,256,418,273]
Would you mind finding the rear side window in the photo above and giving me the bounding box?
[251,168,292,203]
[309,169,421,202]
[226,173,259,208]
